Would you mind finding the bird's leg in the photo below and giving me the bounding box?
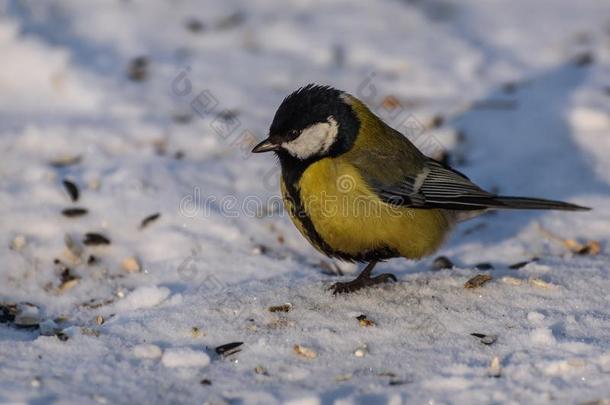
[329,261,397,294]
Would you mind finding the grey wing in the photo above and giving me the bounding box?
[375,159,500,210]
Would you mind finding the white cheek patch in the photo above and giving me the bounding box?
[282,117,339,159]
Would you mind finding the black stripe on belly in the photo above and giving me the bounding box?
[281,161,399,263]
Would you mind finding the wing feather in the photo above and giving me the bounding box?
[375,159,500,210]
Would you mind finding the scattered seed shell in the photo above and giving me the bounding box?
[10,235,26,251]
[140,213,161,229]
[564,239,601,255]
[215,341,243,357]
[509,258,538,269]
[121,257,141,273]
[95,315,105,325]
[501,276,523,286]
[50,155,81,168]
[61,208,88,217]
[254,365,269,376]
[381,95,401,110]
[251,244,268,255]
[191,326,202,338]
[475,263,494,270]
[62,180,80,202]
[464,274,492,289]
[83,233,111,246]
[488,356,502,378]
[356,314,375,327]
[538,226,600,256]
[268,303,292,313]
[432,256,454,270]
[354,344,368,357]
[389,380,407,386]
[58,278,79,293]
[529,278,558,289]
[30,377,41,388]
[471,333,497,345]
[293,344,317,359]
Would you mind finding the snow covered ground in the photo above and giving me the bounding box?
[1,0,610,403]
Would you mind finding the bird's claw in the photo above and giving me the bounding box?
[329,272,397,295]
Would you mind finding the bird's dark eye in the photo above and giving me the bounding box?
[286,129,300,140]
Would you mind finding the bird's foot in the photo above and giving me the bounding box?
[329,272,397,295]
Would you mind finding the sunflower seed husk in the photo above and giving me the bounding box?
[83,233,111,246]
[254,365,269,376]
[10,235,26,251]
[488,356,502,378]
[215,342,243,357]
[268,303,292,313]
[501,276,523,286]
[293,344,317,359]
[191,326,202,338]
[471,333,497,345]
[50,155,81,168]
[354,344,368,357]
[58,278,79,293]
[140,213,161,229]
[509,258,538,269]
[529,278,558,289]
[61,208,88,217]
[62,180,79,202]
[464,274,492,289]
[121,257,141,273]
[356,314,375,327]
[432,256,454,270]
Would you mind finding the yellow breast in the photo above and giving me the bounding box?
[285,158,451,260]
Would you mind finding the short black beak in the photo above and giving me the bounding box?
[251,138,279,153]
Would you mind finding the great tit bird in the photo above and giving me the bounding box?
[252,84,590,294]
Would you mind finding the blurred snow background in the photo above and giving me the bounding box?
[0,0,609,403]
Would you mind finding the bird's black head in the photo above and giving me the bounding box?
[252,84,359,162]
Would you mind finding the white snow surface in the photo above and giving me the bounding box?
[1,0,610,403]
